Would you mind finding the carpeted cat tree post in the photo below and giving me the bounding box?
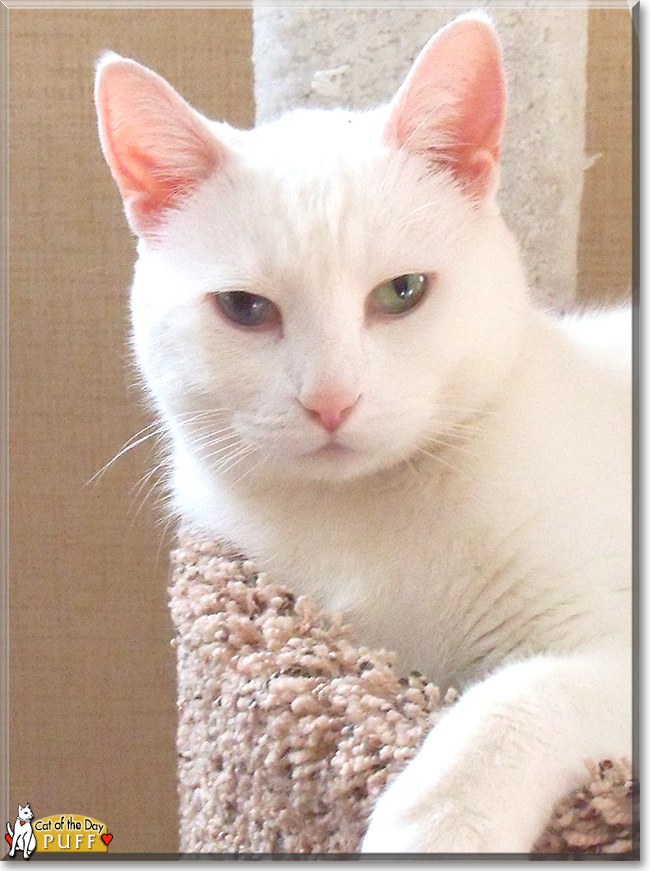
[172,533,635,854]
[171,7,636,855]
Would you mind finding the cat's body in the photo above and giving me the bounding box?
[96,13,632,853]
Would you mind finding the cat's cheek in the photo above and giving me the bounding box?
[141,318,264,413]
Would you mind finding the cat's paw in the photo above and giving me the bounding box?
[360,761,532,854]
[361,791,498,854]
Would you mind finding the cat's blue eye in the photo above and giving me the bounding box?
[370,273,428,316]
[211,291,280,330]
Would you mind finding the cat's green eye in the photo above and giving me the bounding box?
[211,291,280,330]
[370,273,428,316]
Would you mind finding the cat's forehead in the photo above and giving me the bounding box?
[238,107,402,208]
[215,108,405,283]
[234,110,463,283]
[246,107,385,164]
[160,104,469,297]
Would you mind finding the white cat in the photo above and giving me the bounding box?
[95,12,632,854]
[7,804,37,859]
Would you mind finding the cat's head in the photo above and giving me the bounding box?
[18,805,33,821]
[95,13,528,488]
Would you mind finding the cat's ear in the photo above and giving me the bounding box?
[95,54,224,236]
[384,13,506,199]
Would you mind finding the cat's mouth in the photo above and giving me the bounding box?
[298,437,361,465]
[311,442,353,458]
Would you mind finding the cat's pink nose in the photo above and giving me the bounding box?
[300,391,360,433]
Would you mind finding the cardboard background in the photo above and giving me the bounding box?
[7,8,253,854]
[5,7,631,855]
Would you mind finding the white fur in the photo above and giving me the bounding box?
[98,22,631,854]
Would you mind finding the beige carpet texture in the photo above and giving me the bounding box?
[171,530,636,856]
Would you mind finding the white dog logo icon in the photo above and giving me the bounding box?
[6,804,36,859]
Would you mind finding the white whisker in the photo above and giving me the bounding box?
[129,460,169,517]
[198,439,246,464]
[153,509,180,573]
[230,451,269,489]
[86,426,164,486]
[415,444,467,478]
[212,443,258,478]
[435,402,498,418]
[441,420,488,436]
[130,475,167,525]
[86,407,232,488]
[184,429,239,456]
[405,457,426,486]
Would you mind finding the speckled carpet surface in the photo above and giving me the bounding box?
[171,529,637,856]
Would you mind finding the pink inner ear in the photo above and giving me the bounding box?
[448,43,505,161]
[96,58,221,234]
[385,17,506,199]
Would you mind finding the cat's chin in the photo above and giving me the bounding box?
[265,440,406,485]
[311,442,354,460]
[306,443,367,479]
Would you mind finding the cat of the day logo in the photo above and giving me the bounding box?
[5,806,113,857]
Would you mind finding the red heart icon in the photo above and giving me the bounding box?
[101,833,112,846]
[5,833,12,846]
